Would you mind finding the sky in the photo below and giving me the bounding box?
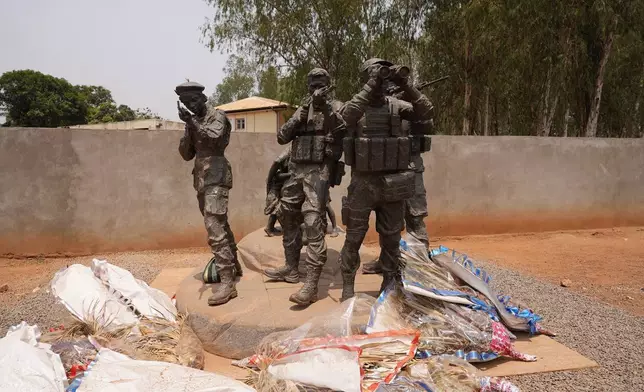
[0,0,228,121]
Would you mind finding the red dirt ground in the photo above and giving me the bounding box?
[1,227,642,316]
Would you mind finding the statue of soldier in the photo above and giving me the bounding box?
[338,59,434,301]
[263,68,347,306]
[264,146,292,236]
[176,81,242,306]
[362,83,434,275]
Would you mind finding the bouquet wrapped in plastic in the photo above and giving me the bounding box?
[401,236,552,336]
[378,356,520,392]
[235,295,420,392]
[368,288,535,362]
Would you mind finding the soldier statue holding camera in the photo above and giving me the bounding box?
[362,79,437,275]
[263,68,347,307]
[338,58,434,301]
[175,81,242,307]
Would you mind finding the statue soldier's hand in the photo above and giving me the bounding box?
[298,106,308,122]
[178,106,192,123]
[312,88,326,105]
[368,65,385,85]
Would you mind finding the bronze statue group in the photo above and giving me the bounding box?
[176,58,433,308]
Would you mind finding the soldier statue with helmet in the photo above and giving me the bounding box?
[262,68,347,306]
[338,58,434,301]
[362,79,437,275]
[175,81,242,307]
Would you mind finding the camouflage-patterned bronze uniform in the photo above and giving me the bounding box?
[264,146,292,235]
[176,81,240,306]
[362,89,433,274]
[263,68,347,306]
[339,59,433,300]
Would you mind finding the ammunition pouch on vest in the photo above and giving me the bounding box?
[291,110,328,164]
[382,171,415,202]
[345,137,411,172]
[343,98,412,172]
[291,135,327,163]
[410,135,432,154]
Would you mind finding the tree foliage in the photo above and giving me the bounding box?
[1,70,163,127]
[209,55,257,105]
[202,0,644,137]
[0,70,87,127]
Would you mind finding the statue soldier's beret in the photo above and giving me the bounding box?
[175,81,205,95]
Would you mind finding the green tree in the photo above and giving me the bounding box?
[258,66,280,100]
[201,0,426,102]
[0,70,87,127]
[202,1,644,137]
[135,107,162,120]
[209,55,257,105]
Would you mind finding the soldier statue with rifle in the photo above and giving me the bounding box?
[175,81,242,306]
[362,77,444,275]
[338,59,434,300]
[263,68,347,306]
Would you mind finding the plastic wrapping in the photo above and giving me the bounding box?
[50,338,99,380]
[401,236,550,336]
[0,322,67,392]
[254,294,375,362]
[368,288,495,360]
[368,288,535,362]
[379,356,520,392]
[70,348,254,392]
[430,246,546,335]
[50,260,177,332]
[91,259,177,322]
[236,295,420,392]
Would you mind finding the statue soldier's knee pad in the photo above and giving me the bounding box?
[302,213,324,242]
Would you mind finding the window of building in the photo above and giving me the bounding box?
[235,118,246,131]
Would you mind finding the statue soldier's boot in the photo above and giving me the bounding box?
[263,255,299,283]
[289,266,322,306]
[340,273,356,302]
[233,254,243,277]
[379,272,399,294]
[264,265,299,283]
[362,259,383,275]
[234,260,243,277]
[208,269,238,306]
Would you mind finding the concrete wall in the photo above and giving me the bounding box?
[67,119,185,131]
[1,128,643,256]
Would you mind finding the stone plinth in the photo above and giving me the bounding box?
[175,227,383,359]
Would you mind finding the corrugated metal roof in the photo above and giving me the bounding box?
[215,96,292,112]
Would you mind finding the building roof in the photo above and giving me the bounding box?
[215,96,292,113]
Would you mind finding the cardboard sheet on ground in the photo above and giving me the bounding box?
[151,267,598,378]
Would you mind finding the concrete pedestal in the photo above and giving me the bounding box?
[175,227,383,359]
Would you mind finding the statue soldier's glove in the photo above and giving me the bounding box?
[298,105,308,122]
[368,66,385,86]
[312,88,326,106]
[178,106,192,123]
